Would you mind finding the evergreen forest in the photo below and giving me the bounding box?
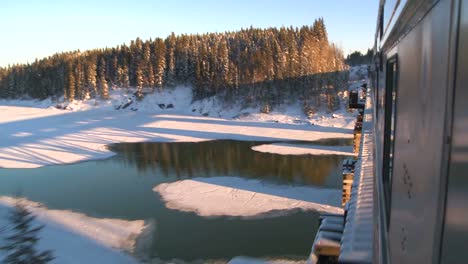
[0,19,348,112]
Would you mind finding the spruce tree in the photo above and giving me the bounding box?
[7,69,16,98]
[98,58,109,99]
[165,33,176,87]
[85,57,97,98]
[75,61,83,100]
[0,202,54,264]
[65,62,75,101]
[154,38,166,89]
[147,62,155,88]
[135,63,144,100]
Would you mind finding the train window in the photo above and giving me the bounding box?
[379,7,384,40]
[374,51,383,119]
[382,56,398,227]
[383,0,401,34]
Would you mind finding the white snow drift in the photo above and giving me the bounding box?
[154,177,343,218]
[0,197,145,264]
[251,143,355,156]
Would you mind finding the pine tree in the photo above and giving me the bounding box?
[75,61,83,100]
[110,55,119,85]
[165,33,176,87]
[135,63,144,100]
[65,62,75,101]
[7,69,16,98]
[85,57,97,98]
[147,62,155,88]
[98,58,109,99]
[313,18,330,73]
[0,67,6,97]
[0,202,54,264]
[217,39,230,87]
[287,34,299,79]
[118,65,130,88]
[175,35,189,84]
[142,41,152,87]
[153,38,166,89]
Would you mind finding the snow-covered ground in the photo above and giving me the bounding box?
[0,197,145,264]
[0,87,355,169]
[154,177,343,218]
[348,65,369,91]
[251,143,355,156]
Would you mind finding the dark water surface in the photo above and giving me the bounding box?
[0,139,350,262]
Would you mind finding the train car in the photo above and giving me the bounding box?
[309,1,467,263]
[371,0,467,263]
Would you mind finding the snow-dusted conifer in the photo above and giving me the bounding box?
[0,201,54,264]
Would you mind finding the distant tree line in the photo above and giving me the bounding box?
[0,18,347,112]
[345,49,373,66]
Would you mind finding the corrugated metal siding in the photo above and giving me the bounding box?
[339,90,374,264]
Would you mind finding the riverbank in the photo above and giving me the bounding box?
[0,87,355,169]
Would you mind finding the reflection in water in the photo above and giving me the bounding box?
[110,139,350,187]
[0,139,350,262]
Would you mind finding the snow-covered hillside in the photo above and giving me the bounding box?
[4,84,357,125]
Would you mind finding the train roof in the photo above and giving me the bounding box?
[376,0,439,52]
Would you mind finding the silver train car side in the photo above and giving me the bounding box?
[372,0,468,263]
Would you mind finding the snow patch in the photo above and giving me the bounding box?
[251,143,355,156]
[154,177,343,218]
[349,65,369,82]
[0,196,146,264]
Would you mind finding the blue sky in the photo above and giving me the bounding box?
[1,0,379,67]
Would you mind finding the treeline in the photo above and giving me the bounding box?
[0,18,347,111]
[346,49,373,66]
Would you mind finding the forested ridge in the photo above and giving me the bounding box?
[346,49,373,66]
[0,19,347,112]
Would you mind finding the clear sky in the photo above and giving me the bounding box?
[1,0,379,67]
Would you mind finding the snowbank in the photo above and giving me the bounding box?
[349,65,368,82]
[0,197,146,264]
[154,177,343,218]
[251,143,355,156]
